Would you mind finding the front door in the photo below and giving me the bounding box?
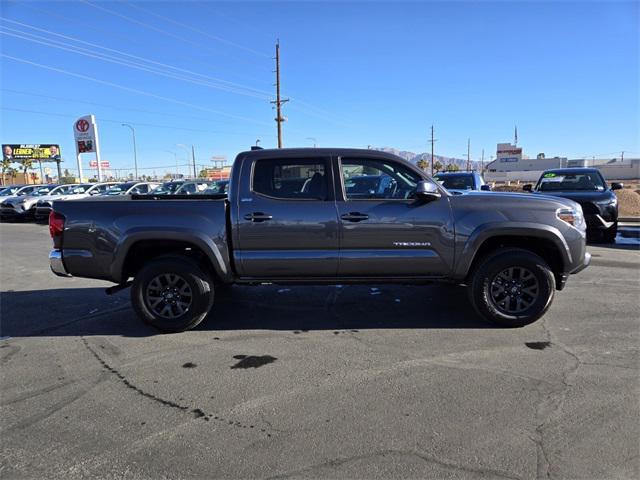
[336,156,454,277]
[235,155,339,278]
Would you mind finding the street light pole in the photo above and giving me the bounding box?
[121,124,138,180]
[164,150,178,178]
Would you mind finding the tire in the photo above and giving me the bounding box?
[131,255,214,332]
[601,223,617,244]
[468,248,555,328]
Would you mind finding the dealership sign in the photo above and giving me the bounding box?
[89,160,110,168]
[73,114,104,181]
[2,144,61,162]
[74,115,99,154]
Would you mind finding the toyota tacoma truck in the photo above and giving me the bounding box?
[48,148,590,332]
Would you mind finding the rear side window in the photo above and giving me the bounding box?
[252,158,328,200]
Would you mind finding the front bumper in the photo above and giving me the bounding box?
[585,214,615,230]
[1,202,35,219]
[49,249,71,277]
[556,251,591,290]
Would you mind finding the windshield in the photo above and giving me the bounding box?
[202,181,229,194]
[0,186,23,196]
[104,184,134,195]
[176,182,212,194]
[538,172,605,192]
[434,174,474,190]
[152,182,183,194]
[16,186,38,196]
[32,186,57,196]
[71,184,93,194]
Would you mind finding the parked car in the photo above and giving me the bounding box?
[433,171,491,194]
[1,184,58,220]
[174,181,213,195]
[49,147,590,332]
[150,180,186,195]
[34,184,95,221]
[523,168,621,243]
[102,182,159,196]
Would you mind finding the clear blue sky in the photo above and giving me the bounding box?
[1,0,638,177]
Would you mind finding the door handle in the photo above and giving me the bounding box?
[244,212,273,222]
[341,212,369,222]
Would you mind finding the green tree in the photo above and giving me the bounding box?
[198,169,209,178]
[446,163,460,172]
[20,158,33,176]
[1,156,13,181]
[416,159,429,171]
[434,161,444,172]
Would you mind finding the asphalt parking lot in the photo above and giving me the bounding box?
[1,222,639,479]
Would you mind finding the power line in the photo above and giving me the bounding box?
[122,0,270,59]
[2,88,230,125]
[1,54,273,126]
[1,106,275,137]
[5,0,266,85]
[79,0,266,65]
[1,18,273,98]
[0,25,273,101]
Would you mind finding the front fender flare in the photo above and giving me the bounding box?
[453,222,571,279]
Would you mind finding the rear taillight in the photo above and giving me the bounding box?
[49,210,65,247]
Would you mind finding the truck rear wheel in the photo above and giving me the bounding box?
[468,248,555,328]
[131,256,214,332]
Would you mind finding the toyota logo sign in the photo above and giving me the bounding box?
[75,119,90,132]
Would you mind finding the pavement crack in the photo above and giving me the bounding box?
[533,317,583,479]
[80,337,272,437]
[266,449,521,480]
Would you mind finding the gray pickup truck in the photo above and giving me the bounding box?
[49,148,590,332]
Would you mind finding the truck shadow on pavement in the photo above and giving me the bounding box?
[0,283,493,338]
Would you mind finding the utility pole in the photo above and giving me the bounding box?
[481,149,485,175]
[466,138,471,171]
[429,125,437,176]
[271,40,289,148]
[621,151,624,162]
[191,145,197,178]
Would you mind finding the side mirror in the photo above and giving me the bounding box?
[523,184,533,192]
[416,180,441,201]
[611,182,623,190]
[480,184,491,191]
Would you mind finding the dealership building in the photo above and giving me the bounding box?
[485,143,639,181]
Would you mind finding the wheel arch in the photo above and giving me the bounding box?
[455,223,571,287]
[111,230,231,284]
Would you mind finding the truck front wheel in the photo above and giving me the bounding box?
[468,248,555,328]
[131,256,214,332]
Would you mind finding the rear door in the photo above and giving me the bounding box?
[234,155,339,278]
[336,156,454,277]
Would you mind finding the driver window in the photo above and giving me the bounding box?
[341,158,420,200]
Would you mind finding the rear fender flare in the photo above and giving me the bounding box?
[110,228,229,283]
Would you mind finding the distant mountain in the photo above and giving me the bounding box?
[376,147,482,171]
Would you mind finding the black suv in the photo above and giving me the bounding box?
[524,168,622,243]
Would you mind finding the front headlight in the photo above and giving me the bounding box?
[557,206,586,231]
[597,196,617,207]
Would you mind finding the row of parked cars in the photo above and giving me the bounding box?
[1,166,620,243]
[0,179,229,222]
